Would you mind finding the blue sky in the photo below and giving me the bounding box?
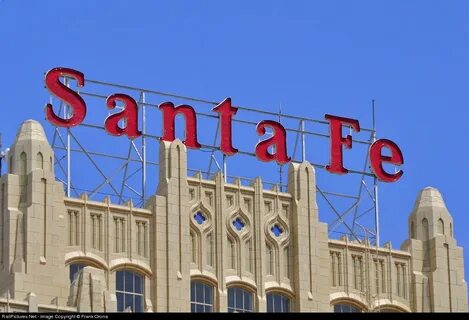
[1,1,469,283]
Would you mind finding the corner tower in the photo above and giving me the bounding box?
[0,120,69,306]
[402,187,467,312]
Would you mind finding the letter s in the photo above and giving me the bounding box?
[44,67,86,127]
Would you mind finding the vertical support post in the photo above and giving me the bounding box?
[0,133,3,175]
[301,120,306,162]
[141,91,147,206]
[67,129,71,197]
[278,105,283,192]
[65,78,71,197]
[223,154,227,183]
[372,99,379,247]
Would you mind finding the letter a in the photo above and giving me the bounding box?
[255,120,291,165]
[105,93,141,139]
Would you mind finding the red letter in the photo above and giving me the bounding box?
[255,120,291,165]
[104,94,142,139]
[370,139,404,182]
[44,67,86,127]
[212,98,238,155]
[159,102,201,149]
[325,114,360,174]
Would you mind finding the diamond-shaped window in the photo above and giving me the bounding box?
[271,224,284,237]
[194,212,207,225]
[232,217,245,231]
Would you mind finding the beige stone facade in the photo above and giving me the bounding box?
[0,120,466,312]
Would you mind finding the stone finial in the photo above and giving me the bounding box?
[102,196,111,205]
[409,186,454,241]
[125,199,133,208]
[14,119,48,143]
[413,187,447,209]
[192,171,202,180]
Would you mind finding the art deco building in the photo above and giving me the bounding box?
[0,120,466,312]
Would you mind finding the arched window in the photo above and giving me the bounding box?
[36,152,43,169]
[333,303,362,313]
[227,287,254,313]
[437,218,444,235]
[116,270,144,312]
[410,221,415,239]
[19,152,27,175]
[69,263,85,284]
[267,292,290,312]
[190,281,214,312]
[422,218,429,240]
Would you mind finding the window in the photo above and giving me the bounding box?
[334,303,361,313]
[190,281,213,312]
[228,287,253,313]
[36,152,43,169]
[116,271,144,312]
[267,293,290,312]
[437,218,444,235]
[69,263,85,283]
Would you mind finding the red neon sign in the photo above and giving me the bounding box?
[44,67,404,183]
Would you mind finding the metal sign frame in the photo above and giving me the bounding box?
[48,77,381,246]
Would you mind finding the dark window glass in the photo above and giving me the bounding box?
[190,281,214,313]
[334,303,361,313]
[266,293,290,312]
[267,294,274,312]
[196,304,204,313]
[69,264,85,283]
[125,294,133,311]
[227,287,254,313]
[135,275,143,294]
[125,271,134,292]
[115,271,144,312]
[134,295,142,312]
[116,271,124,291]
[116,293,124,312]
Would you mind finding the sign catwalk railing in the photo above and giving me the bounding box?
[44,67,405,246]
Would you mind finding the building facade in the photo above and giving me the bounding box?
[0,119,466,312]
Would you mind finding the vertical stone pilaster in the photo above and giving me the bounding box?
[252,177,266,312]
[287,162,330,311]
[155,140,190,312]
[213,172,227,312]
